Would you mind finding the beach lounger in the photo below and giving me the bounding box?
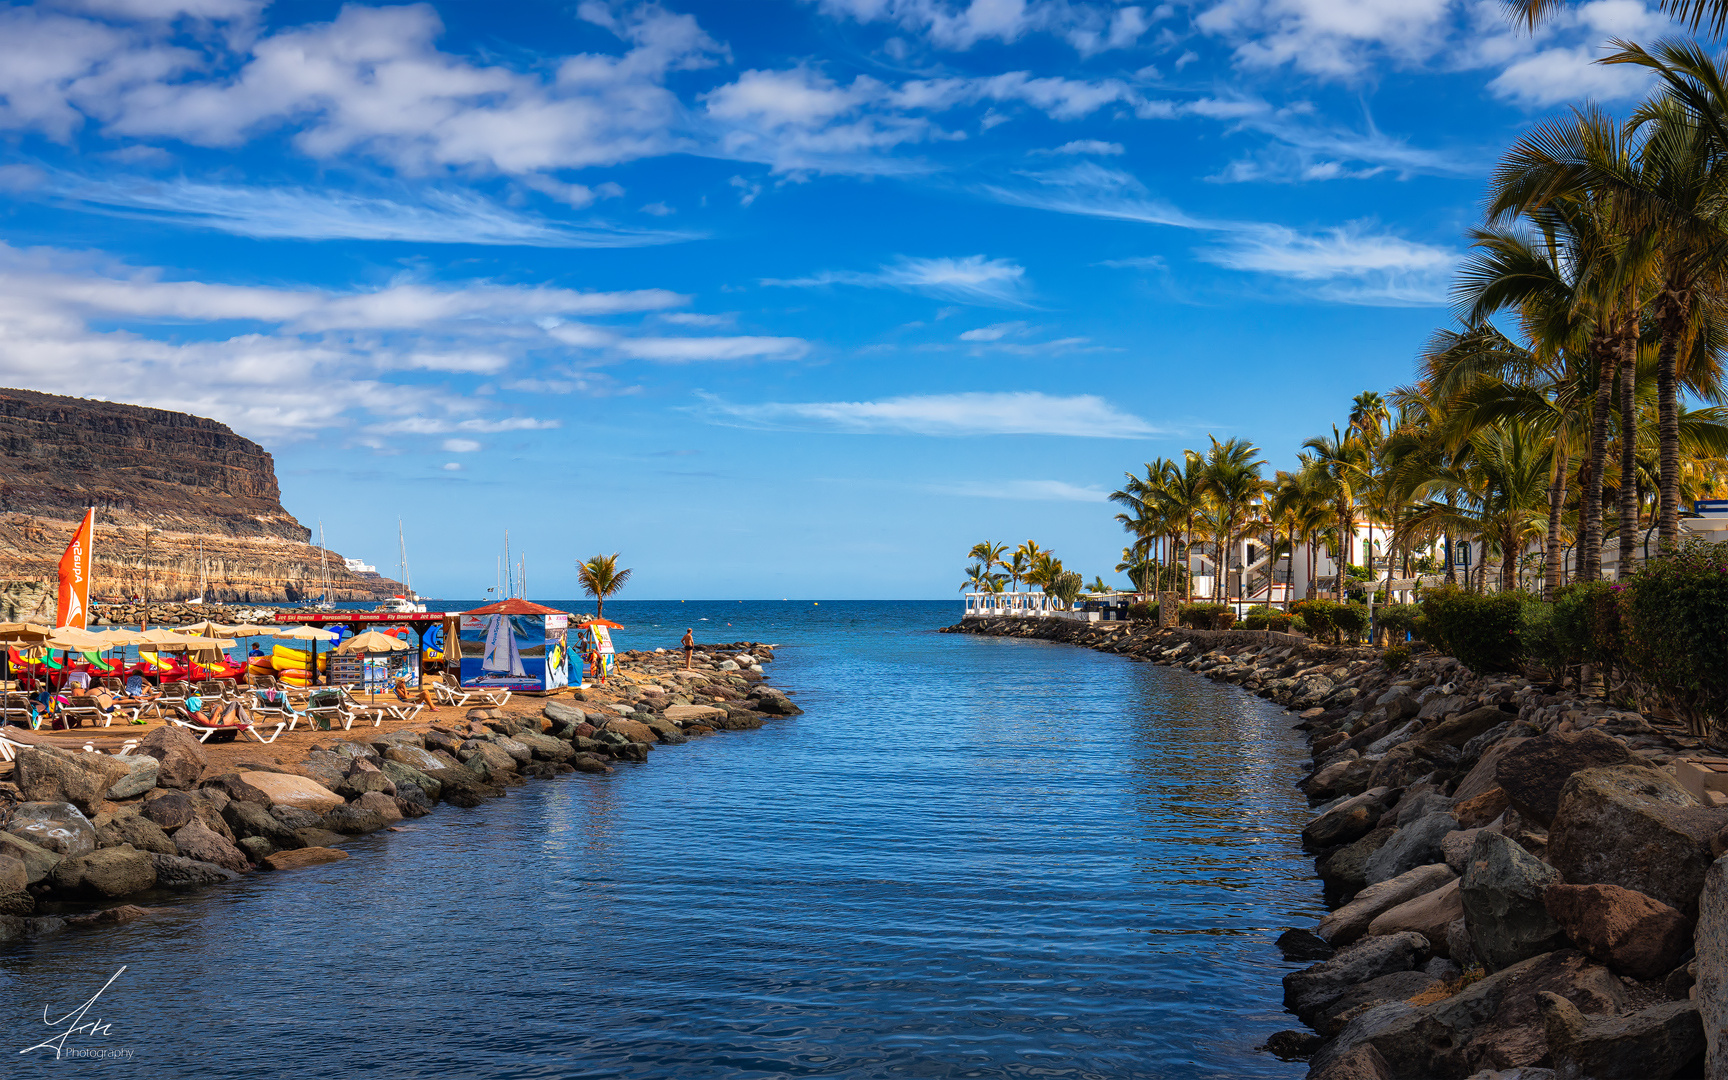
[167,709,286,744]
[1,727,140,757]
[63,694,138,728]
[433,673,510,708]
[304,689,383,731]
[246,689,300,730]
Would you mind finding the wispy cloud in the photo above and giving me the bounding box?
[43,174,701,248]
[958,320,1028,341]
[1031,139,1125,156]
[987,163,1455,306]
[700,390,1157,437]
[766,254,1031,306]
[614,336,811,362]
[931,478,1110,501]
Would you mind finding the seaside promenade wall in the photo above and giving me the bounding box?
[946,614,1728,1080]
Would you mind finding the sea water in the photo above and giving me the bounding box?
[3,600,1319,1078]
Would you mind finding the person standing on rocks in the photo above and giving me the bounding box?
[681,628,695,671]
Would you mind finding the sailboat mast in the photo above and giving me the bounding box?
[398,519,412,599]
[504,530,512,598]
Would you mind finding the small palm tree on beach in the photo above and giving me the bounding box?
[577,552,633,618]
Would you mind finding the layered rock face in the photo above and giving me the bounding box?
[0,388,401,604]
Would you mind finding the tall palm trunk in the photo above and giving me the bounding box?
[1617,340,1638,579]
[1656,289,1685,548]
[1581,339,1615,582]
[1336,512,1350,599]
[1545,446,1569,601]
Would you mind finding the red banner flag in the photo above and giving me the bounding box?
[57,508,94,629]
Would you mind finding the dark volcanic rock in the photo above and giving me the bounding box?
[1495,729,1637,827]
[1544,883,1694,982]
[1548,764,1726,917]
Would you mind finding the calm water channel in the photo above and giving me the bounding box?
[3,600,1319,1079]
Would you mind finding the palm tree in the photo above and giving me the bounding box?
[969,541,1009,579]
[1514,0,1728,35]
[1201,436,1267,605]
[1302,426,1369,599]
[576,552,633,618]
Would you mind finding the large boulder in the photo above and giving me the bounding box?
[489,735,532,767]
[749,686,801,715]
[140,791,196,831]
[334,766,397,801]
[379,760,441,802]
[1543,883,1693,982]
[1692,855,1728,1077]
[1283,931,1430,1030]
[138,724,208,789]
[542,700,586,728]
[0,831,63,884]
[1308,950,1626,1079]
[597,718,656,745]
[1365,812,1460,886]
[1320,827,1397,894]
[1496,730,1638,827]
[149,853,239,890]
[48,844,156,898]
[425,767,501,808]
[1421,705,1517,750]
[1451,737,1528,804]
[382,744,447,773]
[221,800,305,851]
[173,821,249,873]
[322,804,389,834]
[1539,993,1704,1080]
[95,812,176,856]
[1367,879,1465,957]
[237,771,344,814]
[1461,831,1566,970]
[664,704,727,724]
[1305,790,1391,853]
[458,740,520,775]
[1320,863,1457,946]
[5,801,96,857]
[260,846,350,871]
[104,754,160,799]
[201,773,271,805]
[1549,764,1726,916]
[515,732,574,763]
[12,747,108,814]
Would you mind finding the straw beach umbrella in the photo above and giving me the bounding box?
[273,624,338,686]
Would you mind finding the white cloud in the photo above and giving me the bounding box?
[614,336,811,362]
[442,462,463,471]
[933,478,1110,501]
[807,0,1156,53]
[38,173,698,247]
[1195,0,1456,78]
[958,320,1028,340]
[442,438,482,452]
[988,163,1455,305]
[1032,139,1125,156]
[703,390,1157,436]
[1488,44,1654,107]
[767,254,1031,306]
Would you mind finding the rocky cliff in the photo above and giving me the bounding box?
[0,388,403,605]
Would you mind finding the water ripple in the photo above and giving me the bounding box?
[3,601,1317,1079]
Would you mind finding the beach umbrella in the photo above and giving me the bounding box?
[272,624,339,686]
[0,623,53,641]
[336,630,410,701]
[227,624,275,636]
[575,618,624,629]
[179,619,239,636]
[47,627,108,651]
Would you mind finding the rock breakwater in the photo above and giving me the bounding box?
[947,615,1727,1079]
[0,641,795,939]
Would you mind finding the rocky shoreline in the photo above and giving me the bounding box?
[0,642,799,938]
[946,616,1727,1080]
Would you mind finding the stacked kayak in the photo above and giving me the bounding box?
[270,644,315,688]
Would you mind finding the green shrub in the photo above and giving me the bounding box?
[1267,613,1294,632]
[1216,609,1237,630]
[1128,601,1159,623]
[1288,615,1308,636]
[1179,602,1231,630]
[1420,584,1528,673]
[1383,644,1411,672]
[1333,603,1369,642]
[1621,539,1728,736]
[1241,607,1271,629]
[1378,605,1420,640]
[1293,599,1339,642]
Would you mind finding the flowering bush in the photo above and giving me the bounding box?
[1420,584,1528,673]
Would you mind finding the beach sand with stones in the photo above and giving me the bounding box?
[0,643,797,935]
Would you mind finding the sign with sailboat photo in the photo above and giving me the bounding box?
[458,599,570,694]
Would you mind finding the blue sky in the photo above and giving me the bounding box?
[0,0,1691,598]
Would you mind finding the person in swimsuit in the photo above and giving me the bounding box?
[681,629,695,671]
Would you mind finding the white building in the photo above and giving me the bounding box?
[343,557,377,574]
